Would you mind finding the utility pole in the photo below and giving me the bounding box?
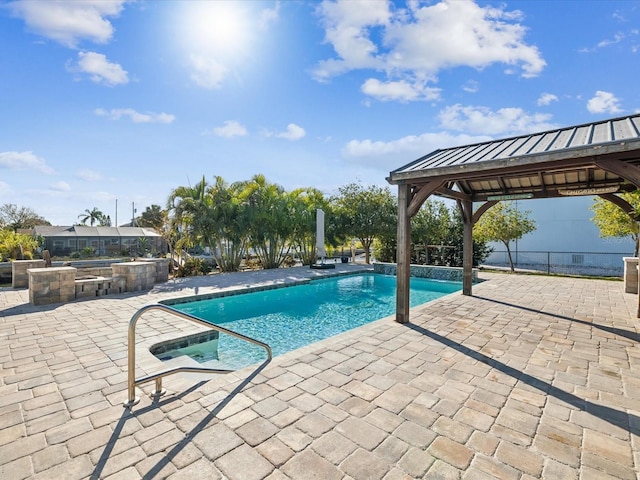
[115,199,118,227]
[132,202,136,227]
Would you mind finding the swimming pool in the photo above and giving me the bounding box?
[155,273,461,369]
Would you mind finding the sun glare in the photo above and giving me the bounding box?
[180,2,252,61]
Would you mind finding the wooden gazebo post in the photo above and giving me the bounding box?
[459,199,474,296]
[396,184,411,324]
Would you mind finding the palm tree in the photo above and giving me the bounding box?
[166,176,212,259]
[240,174,293,269]
[78,207,105,227]
[207,176,250,272]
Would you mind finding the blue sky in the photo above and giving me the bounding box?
[1,0,639,228]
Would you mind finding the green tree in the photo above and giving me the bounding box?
[332,183,396,264]
[473,201,536,272]
[207,176,250,272]
[372,201,493,267]
[590,191,640,256]
[0,204,51,231]
[78,207,106,226]
[411,199,452,265]
[137,237,150,256]
[136,204,166,231]
[241,174,293,269]
[443,208,493,267]
[167,176,213,257]
[167,176,253,273]
[0,229,39,260]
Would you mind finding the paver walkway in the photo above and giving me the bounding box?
[0,265,639,479]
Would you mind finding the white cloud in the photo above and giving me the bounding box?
[438,104,556,135]
[76,169,103,182]
[7,0,127,48]
[597,32,625,49]
[587,91,622,114]
[361,78,441,102]
[343,131,491,169]
[71,51,128,86]
[189,54,228,89]
[94,108,175,124]
[313,0,390,80]
[0,151,54,174]
[313,0,545,102]
[613,11,627,23]
[261,124,306,141]
[213,121,248,138]
[259,2,280,30]
[581,28,639,53]
[537,93,558,106]
[462,80,479,93]
[50,181,70,192]
[276,124,306,141]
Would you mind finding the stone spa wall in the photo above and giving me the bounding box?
[21,259,170,306]
[373,262,478,282]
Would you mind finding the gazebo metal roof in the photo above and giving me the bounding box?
[388,113,640,202]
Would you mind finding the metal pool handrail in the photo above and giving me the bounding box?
[124,303,272,408]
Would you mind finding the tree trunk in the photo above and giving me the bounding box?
[362,239,371,264]
[503,241,515,273]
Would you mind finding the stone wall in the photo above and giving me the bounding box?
[75,276,126,299]
[75,267,114,278]
[26,259,170,305]
[373,262,477,282]
[13,260,46,288]
[28,267,76,306]
[623,257,638,294]
[138,258,170,283]
[4,259,124,287]
[111,262,157,292]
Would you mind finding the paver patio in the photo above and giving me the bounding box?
[0,265,639,479]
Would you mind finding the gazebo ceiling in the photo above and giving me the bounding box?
[387,113,640,203]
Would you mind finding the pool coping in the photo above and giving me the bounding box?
[159,268,375,306]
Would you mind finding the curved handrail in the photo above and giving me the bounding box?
[124,303,272,408]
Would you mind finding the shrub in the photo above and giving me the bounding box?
[176,258,213,277]
[0,229,38,260]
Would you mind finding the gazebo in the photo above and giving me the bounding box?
[387,113,640,323]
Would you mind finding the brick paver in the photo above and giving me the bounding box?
[1,265,640,478]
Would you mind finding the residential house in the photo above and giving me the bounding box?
[27,226,166,257]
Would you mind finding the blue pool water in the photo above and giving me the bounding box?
[163,273,460,369]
